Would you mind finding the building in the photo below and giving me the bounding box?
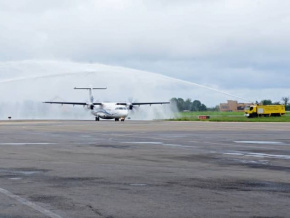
[219,100,251,112]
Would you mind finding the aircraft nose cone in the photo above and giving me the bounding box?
[122,110,129,117]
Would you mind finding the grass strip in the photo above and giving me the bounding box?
[170,111,290,122]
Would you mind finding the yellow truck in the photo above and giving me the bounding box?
[244,104,285,118]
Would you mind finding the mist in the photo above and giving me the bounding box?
[0,60,248,120]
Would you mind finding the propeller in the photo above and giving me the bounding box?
[128,103,134,110]
[127,97,134,110]
[127,98,139,113]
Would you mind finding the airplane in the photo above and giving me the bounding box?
[43,87,170,121]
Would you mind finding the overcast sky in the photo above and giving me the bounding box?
[0,0,290,102]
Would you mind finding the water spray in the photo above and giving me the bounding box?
[0,69,252,103]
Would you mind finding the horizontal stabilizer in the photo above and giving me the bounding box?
[74,87,107,90]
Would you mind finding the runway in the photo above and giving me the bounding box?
[0,120,290,218]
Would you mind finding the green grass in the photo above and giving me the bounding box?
[169,111,290,122]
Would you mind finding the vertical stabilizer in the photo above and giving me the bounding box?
[74,87,107,104]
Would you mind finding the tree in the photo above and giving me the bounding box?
[170,97,208,112]
[191,100,201,111]
[261,99,272,105]
[177,98,185,111]
[170,98,186,111]
[199,104,207,111]
[170,98,178,111]
[184,98,192,111]
[282,97,289,106]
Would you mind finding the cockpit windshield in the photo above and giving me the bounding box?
[245,106,254,111]
[115,107,127,110]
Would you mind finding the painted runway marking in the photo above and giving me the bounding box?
[224,152,290,160]
[123,142,195,148]
[234,141,284,145]
[0,187,63,218]
[9,178,22,180]
[129,183,148,186]
[0,143,56,145]
[234,159,268,165]
[0,169,43,175]
[189,140,227,146]
[127,142,163,145]
[160,144,195,148]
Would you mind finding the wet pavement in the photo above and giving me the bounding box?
[0,120,290,217]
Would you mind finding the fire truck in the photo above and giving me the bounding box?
[244,104,285,118]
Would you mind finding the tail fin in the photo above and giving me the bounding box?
[74,87,107,104]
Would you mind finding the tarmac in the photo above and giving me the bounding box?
[0,120,290,218]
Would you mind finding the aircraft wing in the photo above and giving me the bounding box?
[132,102,170,106]
[116,102,170,106]
[43,101,102,106]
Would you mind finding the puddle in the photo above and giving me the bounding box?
[234,141,284,145]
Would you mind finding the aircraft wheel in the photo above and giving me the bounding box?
[115,118,119,121]
[95,117,100,121]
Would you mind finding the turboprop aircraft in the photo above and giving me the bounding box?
[44,87,170,121]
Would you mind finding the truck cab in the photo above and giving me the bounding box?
[244,105,257,118]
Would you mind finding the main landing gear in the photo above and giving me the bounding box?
[95,117,100,121]
[115,118,125,122]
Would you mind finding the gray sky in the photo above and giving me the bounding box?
[0,0,290,103]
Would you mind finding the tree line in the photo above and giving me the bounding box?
[170,98,209,111]
[170,97,290,112]
[261,97,290,110]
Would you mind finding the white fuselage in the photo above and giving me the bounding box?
[91,103,129,119]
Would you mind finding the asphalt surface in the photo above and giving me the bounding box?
[0,120,290,218]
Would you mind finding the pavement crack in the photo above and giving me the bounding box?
[87,204,104,217]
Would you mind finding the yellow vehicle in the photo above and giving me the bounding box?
[244,104,285,118]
